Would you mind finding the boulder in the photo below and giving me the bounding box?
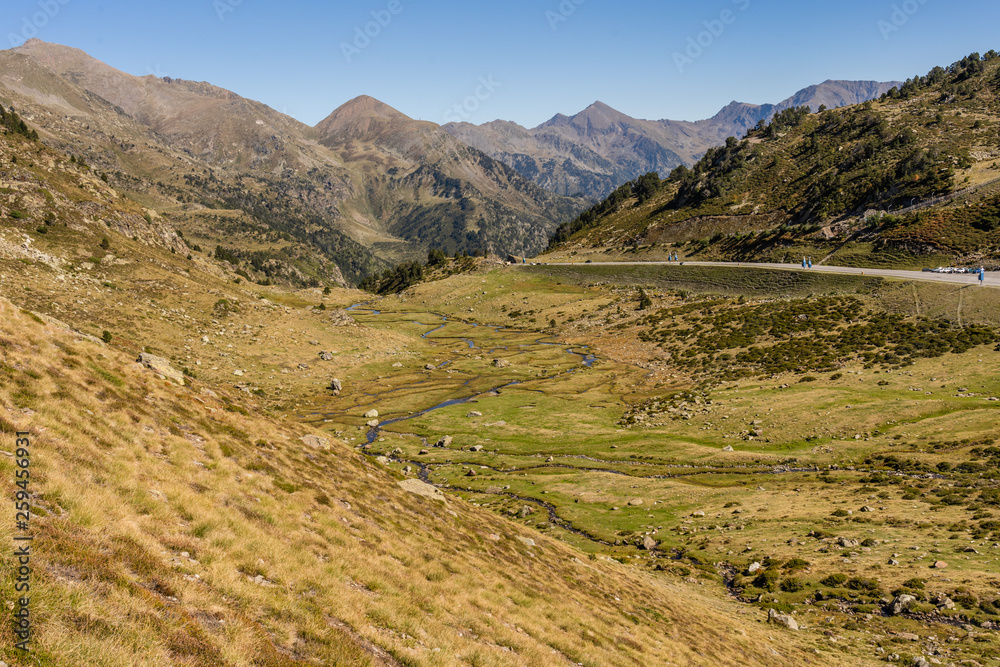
[136,353,185,385]
[329,378,343,393]
[363,409,379,419]
[425,364,436,370]
[366,420,379,427]
[722,445,734,452]
[397,478,445,502]
[747,562,762,574]
[418,449,429,455]
[888,594,917,616]
[932,560,948,569]
[493,358,510,368]
[467,411,483,418]
[435,436,453,448]
[640,536,658,551]
[465,469,477,477]
[299,434,330,450]
[392,362,403,368]
[767,608,798,631]
[329,310,356,327]
[518,505,535,518]
[469,445,484,452]
[319,351,333,361]
[837,537,860,548]
[627,498,643,507]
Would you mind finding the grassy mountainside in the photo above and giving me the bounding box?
[547,52,1000,269]
[0,107,853,665]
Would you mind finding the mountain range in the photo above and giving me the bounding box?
[0,40,897,282]
[443,80,901,200]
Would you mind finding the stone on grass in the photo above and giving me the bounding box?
[136,353,185,385]
[363,409,379,419]
[767,608,798,631]
[747,562,762,574]
[640,536,658,551]
[932,560,948,569]
[436,436,453,448]
[397,478,445,502]
[627,498,643,507]
[888,594,917,616]
[299,434,330,450]
[722,445,734,452]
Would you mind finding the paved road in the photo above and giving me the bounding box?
[539,260,999,288]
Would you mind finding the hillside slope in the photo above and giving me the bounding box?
[443,80,900,199]
[545,52,1000,270]
[0,107,847,666]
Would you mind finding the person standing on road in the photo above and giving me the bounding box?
[981,267,986,285]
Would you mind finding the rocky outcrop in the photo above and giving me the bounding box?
[136,352,184,385]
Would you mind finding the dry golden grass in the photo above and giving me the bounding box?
[0,297,855,666]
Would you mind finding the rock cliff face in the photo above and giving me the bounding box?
[443,80,901,199]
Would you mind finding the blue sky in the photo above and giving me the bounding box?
[3,0,998,127]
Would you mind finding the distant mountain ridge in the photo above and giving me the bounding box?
[0,40,582,274]
[443,80,902,199]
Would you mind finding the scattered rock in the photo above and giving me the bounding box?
[932,560,948,569]
[722,445,734,452]
[747,562,762,575]
[467,411,483,417]
[888,594,917,616]
[913,657,931,667]
[136,353,185,385]
[485,486,504,495]
[436,436,453,448]
[640,536,658,551]
[392,362,403,368]
[418,449,429,455]
[233,369,244,377]
[363,409,379,419]
[397,478,445,501]
[545,456,554,462]
[329,378,342,394]
[860,506,874,512]
[627,498,643,507]
[366,420,379,428]
[888,558,899,565]
[424,364,436,370]
[517,536,535,547]
[518,506,535,518]
[767,608,798,631]
[837,537,860,548]
[493,358,510,368]
[691,510,705,517]
[201,335,210,343]
[329,310,356,327]
[963,546,979,553]
[469,445,484,452]
[465,469,477,477]
[297,363,309,370]
[934,596,955,610]
[318,351,334,361]
[299,434,330,450]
